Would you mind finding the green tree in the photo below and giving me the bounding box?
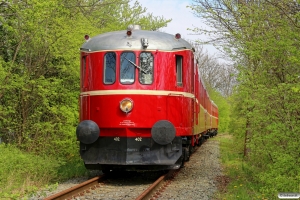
[191,0,300,196]
[0,0,170,158]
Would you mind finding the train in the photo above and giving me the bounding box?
[76,25,218,172]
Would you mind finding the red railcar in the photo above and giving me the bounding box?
[76,25,218,172]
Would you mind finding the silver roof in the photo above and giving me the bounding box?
[81,28,193,52]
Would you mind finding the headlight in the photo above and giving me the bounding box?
[120,98,133,113]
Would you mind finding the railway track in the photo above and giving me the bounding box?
[44,169,178,200]
[41,138,222,200]
[44,175,106,200]
[43,140,222,200]
[136,169,179,200]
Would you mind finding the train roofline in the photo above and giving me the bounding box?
[81,25,193,52]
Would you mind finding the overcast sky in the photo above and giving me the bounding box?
[136,0,219,55]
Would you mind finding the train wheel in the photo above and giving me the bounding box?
[198,137,203,146]
[102,169,109,174]
[180,156,185,168]
[189,145,194,155]
[197,138,202,146]
[102,169,111,174]
[184,147,190,161]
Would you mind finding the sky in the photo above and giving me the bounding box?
[135,0,220,56]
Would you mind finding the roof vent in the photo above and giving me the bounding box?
[141,38,148,48]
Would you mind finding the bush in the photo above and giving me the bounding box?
[0,144,60,199]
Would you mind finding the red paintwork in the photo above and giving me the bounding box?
[79,49,218,140]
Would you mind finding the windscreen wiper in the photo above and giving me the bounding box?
[124,57,148,73]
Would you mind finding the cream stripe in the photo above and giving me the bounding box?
[80,90,195,98]
[81,90,218,118]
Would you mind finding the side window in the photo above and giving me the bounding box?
[176,55,183,86]
[82,55,89,88]
[104,52,116,84]
[120,52,135,84]
[81,56,86,88]
[139,52,153,84]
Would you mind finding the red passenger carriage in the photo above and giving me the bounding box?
[76,25,218,172]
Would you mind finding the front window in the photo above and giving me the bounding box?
[104,52,116,84]
[139,52,153,84]
[120,52,135,84]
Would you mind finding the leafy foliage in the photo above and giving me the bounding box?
[0,0,170,196]
[0,0,169,155]
[191,0,300,197]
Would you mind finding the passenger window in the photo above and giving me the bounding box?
[120,52,135,84]
[139,52,153,84]
[104,52,116,84]
[176,55,183,86]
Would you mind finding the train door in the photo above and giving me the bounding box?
[80,54,90,121]
[167,55,183,127]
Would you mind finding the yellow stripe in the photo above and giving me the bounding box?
[198,104,218,119]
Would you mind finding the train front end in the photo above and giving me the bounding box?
[76,25,194,171]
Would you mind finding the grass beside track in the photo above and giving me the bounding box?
[1,133,276,200]
[213,133,268,200]
[0,143,88,199]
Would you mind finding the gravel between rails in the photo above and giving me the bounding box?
[27,138,222,200]
[156,139,223,200]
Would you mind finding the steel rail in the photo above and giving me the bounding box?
[135,169,178,200]
[45,145,200,200]
[44,175,106,200]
